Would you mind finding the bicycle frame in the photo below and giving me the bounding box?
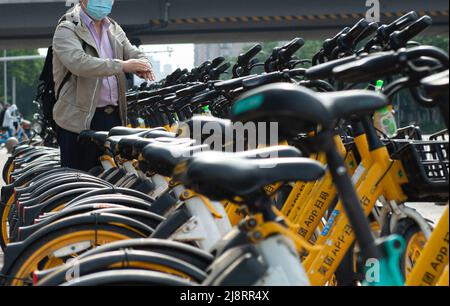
[304,135,408,285]
[406,206,449,286]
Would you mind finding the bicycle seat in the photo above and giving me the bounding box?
[117,130,177,160]
[78,130,109,147]
[175,153,325,200]
[233,145,302,158]
[140,144,207,176]
[231,83,387,136]
[140,145,301,178]
[123,137,195,160]
[104,136,128,154]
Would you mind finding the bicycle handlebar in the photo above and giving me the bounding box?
[242,72,283,89]
[323,27,350,56]
[364,11,419,52]
[384,11,419,38]
[333,52,400,83]
[211,57,225,69]
[389,15,432,49]
[279,38,305,61]
[242,69,305,89]
[210,62,231,79]
[332,46,449,83]
[339,19,370,48]
[355,22,379,46]
[305,55,358,79]
[238,44,262,65]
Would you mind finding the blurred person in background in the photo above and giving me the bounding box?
[1,104,19,137]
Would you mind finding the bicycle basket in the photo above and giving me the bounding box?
[429,129,449,141]
[392,140,449,203]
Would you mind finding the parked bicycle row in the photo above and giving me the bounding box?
[1,11,448,286]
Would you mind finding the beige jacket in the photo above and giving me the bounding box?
[52,4,148,133]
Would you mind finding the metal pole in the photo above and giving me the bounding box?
[0,54,47,62]
[3,50,7,105]
[12,76,16,105]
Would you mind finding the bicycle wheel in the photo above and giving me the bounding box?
[4,223,145,286]
[394,218,428,279]
[60,269,195,286]
[0,192,16,250]
[37,249,207,285]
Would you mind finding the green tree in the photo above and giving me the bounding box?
[415,35,449,53]
[0,49,44,120]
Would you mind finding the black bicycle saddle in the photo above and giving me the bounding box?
[175,152,325,201]
[78,131,109,148]
[231,83,387,137]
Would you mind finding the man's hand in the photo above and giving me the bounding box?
[137,69,156,82]
[120,59,151,74]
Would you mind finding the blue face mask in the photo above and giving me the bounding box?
[85,0,113,21]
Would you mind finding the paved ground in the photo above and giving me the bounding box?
[0,149,446,274]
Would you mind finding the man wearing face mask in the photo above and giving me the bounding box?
[52,0,155,171]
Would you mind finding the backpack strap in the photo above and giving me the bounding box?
[55,15,87,100]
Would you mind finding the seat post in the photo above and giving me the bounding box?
[319,131,383,262]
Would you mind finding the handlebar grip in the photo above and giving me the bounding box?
[332,52,400,83]
[390,16,432,49]
[212,63,231,77]
[340,19,370,47]
[242,72,283,89]
[280,38,305,61]
[355,22,379,46]
[384,11,419,36]
[365,12,418,51]
[211,57,225,69]
[238,44,262,65]
[305,55,357,79]
[165,68,183,85]
[168,68,182,80]
[284,37,302,48]
[175,69,189,82]
[323,27,350,55]
[198,61,211,71]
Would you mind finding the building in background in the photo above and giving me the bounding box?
[194,43,248,66]
[148,56,162,81]
[163,64,173,77]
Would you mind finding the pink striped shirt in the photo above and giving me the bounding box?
[80,8,118,108]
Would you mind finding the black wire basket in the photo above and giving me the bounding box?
[392,140,449,203]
